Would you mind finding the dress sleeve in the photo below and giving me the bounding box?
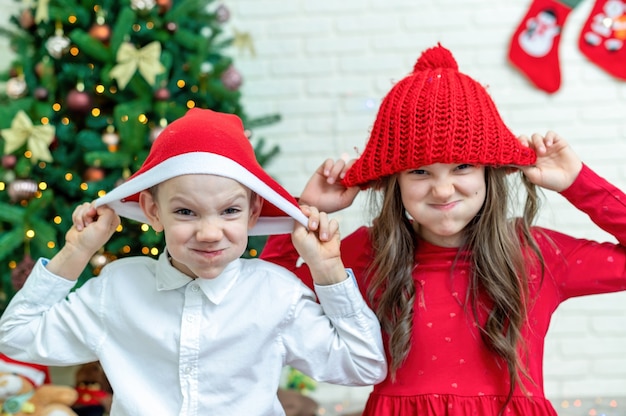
[0,258,103,365]
[561,163,626,245]
[261,227,374,296]
[542,164,626,300]
[260,234,315,289]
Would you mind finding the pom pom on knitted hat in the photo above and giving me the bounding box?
[413,43,458,73]
[343,43,536,189]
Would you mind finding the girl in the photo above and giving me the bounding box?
[260,44,626,415]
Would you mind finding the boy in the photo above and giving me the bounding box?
[0,108,386,415]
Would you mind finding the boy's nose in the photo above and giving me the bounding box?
[196,220,223,241]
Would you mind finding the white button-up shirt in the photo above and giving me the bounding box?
[0,252,386,415]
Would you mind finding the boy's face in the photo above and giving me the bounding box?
[139,174,262,279]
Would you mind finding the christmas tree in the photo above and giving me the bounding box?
[0,0,280,312]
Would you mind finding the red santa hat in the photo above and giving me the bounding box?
[95,108,307,235]
[0,354,51,387]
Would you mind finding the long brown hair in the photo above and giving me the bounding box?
[366,167,545,411]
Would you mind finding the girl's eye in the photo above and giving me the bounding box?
[456,164,473,171]
[408,169,427,175]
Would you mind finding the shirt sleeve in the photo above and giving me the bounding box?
[542,164,626,300]
[279,273,387,386]
[0,258,104,365]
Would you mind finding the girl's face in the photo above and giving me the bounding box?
[397,163,486,247]
[139,174,261,279]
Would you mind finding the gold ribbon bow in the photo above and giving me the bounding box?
[35,0,49,23]
[1,110,55,164]
[109,41,166,89]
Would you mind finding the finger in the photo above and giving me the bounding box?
[72,202,93,231]
[328,218,340,241]
[321,159,336,177]
[302,205,320,231]
[544,130,557,146]
[517,134,531,148]
[96,206,121,231]
[328,159,346,182]
[530,133,547,154]
[317,211,331,241]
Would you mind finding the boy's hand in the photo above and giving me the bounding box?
[518,131,583,192]
[291,205,347,286]
[46,203,120,281]
[67,202,120,254]
[299,158,360,213]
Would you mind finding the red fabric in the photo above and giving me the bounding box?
[261,165,626,415]
[0,353,51,386]
[508,0,584,93]
[122,108,299,218]
[578,0,626,80]
[342,44,536,189]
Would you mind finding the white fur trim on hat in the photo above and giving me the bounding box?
[94,152,308,236]
[0,361,46,386]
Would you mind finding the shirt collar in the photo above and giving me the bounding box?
[154,249,241,305]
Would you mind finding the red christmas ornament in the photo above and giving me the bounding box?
[2,155,17,169]
[84,167,105,182]
[66,88,93,113]
[215,3,230,23]
[220,65,243,90]
[34,87,49,101]
[35,61,46,78]
[11,255,35,290]
[165,21,177,33]
[19,9,34,29]
[156,0,172,13]
[89,23,112,44]
[154,87,171,101]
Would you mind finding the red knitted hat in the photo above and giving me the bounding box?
[0,354,51,386]
[343,44,536,188]
[95,108,307,236]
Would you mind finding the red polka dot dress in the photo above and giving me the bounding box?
[261,164,626,415]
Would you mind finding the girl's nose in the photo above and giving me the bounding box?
[431,179,454,200]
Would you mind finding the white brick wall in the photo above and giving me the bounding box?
[226,1,626,404]
[3,0,626,409]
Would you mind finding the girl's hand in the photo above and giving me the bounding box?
[518,131,583,192]
[299,158,360,213]
[291,205,347,285]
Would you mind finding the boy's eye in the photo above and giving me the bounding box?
[223,207,241,215]
[175,208,193,216]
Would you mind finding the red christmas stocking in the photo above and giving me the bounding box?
[508,0,585,93]
[579,0,626,80]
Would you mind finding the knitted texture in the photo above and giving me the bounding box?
[343,44,537,188]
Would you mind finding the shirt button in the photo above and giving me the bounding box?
[186,315,194,322]
[184,367,192,374]
[191,284,200,292]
